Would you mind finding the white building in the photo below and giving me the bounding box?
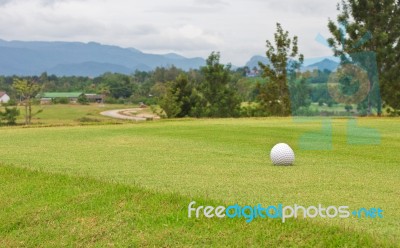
[0,92,10,103]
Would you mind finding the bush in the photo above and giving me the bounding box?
[104,97,117,104]
[0,107,20,125]
[77,117,101,123]
[2,99,17,106]
[240,104,263,117]
[78,94,89,105]
[53,97,69,104]
[293,107,320,116]
[345,105,353,112]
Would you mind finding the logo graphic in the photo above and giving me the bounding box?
[188,202,384,223]
[290,27,381,150]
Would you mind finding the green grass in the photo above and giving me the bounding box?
[309,102,348,112]
[0,117,399,246]
[0,165,392,247]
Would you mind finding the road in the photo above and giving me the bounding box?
[100,108,160,121]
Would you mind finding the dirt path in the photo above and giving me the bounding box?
[100,108,160,121]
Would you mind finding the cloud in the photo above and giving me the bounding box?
[133,25,223,52]
[0,0,13,5]
[147,0,228,14]
[194,0,228,6]
[0,0,86,7]
[0,0,339,65]
[255,0,335,16]
[128,25,159,36]
[38,0,91,7]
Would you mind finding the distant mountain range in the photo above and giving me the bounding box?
[245,55,270,69]
[0,39,205,76]
[245,55,339,72]
[302,58,339,72]
[0,39,340,76]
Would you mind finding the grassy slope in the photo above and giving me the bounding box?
[0,117,399,246]
[0,165,390,247]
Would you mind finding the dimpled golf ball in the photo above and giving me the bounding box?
[270,143,295,166]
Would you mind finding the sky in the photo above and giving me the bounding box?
[0,0,339,65]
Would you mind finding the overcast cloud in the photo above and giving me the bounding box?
[0,0,339,65]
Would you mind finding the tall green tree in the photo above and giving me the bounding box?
[258,23,304,116]
[172,74,194,117]
[327,0,400,115]
[13,78,41,125]
[159,82,182,118]
[100,73,134,99]
[159,74,195,118]
[199,52,240,117]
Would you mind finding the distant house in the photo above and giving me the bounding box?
[0,92,10,103]
[38,92,83,104]
[84,94,104,103]
[246,68,261,78]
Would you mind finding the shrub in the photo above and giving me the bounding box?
[53,97,69,104]
[240,104,263,117]
[345,105,353,112]
[78,94,89,105]
[0,107,20,125]
[77,117,101,123]
[104,97,117,104]
[293,107,320,116]
[2,99,17,106]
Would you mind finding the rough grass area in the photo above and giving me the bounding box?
[0,117,399,246]
[0,165,391,247]
[14,104,151,125]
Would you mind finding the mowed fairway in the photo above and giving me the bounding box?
[0,117,399,246]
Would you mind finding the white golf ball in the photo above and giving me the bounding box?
[270,143,295,166]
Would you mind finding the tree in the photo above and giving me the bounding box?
[327,0,400,115]
[100,73,134,99]
[159,82,182,118]
[258,23,304,116]
[77,94,89,105]
[159,74,196,118]
[173,74,195,117]
[199,52,241,117]
[13,78,41,125]
[151,66,183,84]
[289,78,312,115]
[150,82,167,99]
